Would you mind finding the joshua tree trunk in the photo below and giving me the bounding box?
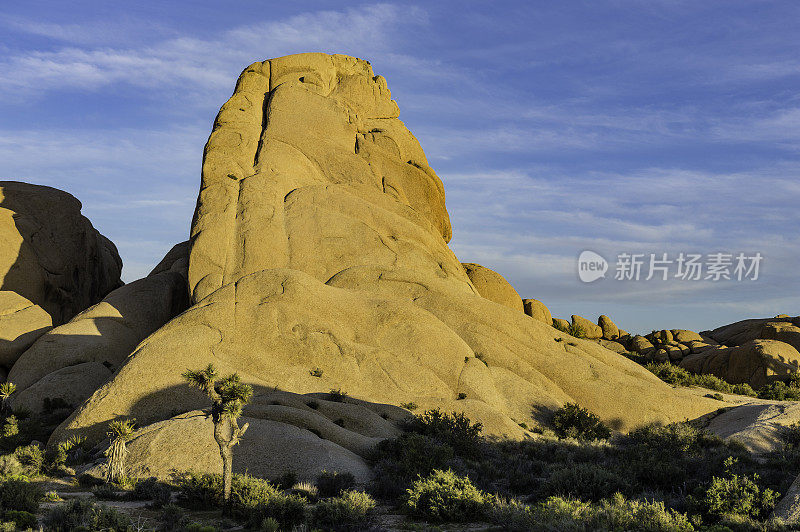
[106,439,127,483]
[213,414,248,514]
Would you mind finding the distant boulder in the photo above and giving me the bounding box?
[598,315,619,340]
[571,315,602,339]
[462,263,524,312]
[523,298,552,325]
[680,339,800,388]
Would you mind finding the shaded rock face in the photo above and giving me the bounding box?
[9,268,188,413]
[51,53,719,468]
[0,181,122,325]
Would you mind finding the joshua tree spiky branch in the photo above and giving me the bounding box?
[183,364,252,508]
[105,419,135,483]
[0,382,16,413]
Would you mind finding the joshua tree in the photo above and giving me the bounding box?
[183,364,252,507]
[105,419,135,483]
[0,382,15,413]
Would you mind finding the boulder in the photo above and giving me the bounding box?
[773,471,800,524]
[0,182,122,324]
[462,263,523,312]
[148,241,189,277]
[679,340,800,388]
[598,315,619,340]
[618,329,629,337]
[671,329,704,343]
[552,318,570,331]
[9,270,188,411]
[685,340,715,354]
[629,335,655,356]
[648,329,673,345]
[0,291,51,367]
[571,315,603,339]
[49,54,720,469]
[761,322,800,353]
[702,316,793,347]
[597,339,627,354]
[522,298,552,325]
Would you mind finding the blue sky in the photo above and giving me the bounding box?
[0,1,798,333]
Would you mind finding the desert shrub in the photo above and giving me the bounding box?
[312,489,376,529]
[695,457,778,521]
[404,408,483,457]
[488,494,694,532]
[399,402,418,411]
[13,444,44,475]
[90,483,118,500]
[290,481,318,502]
[239,492,308,529]
[627,423,723,457]
[159,503,188,531]
[542,462,628,501]
[309,367,323,378]
[130,476,172,508]
[782,421,800,450]
[316,470,356,498]
[43,498,132,531]
[551,403,611,441]
[328,389,348,402]
[1,510,36,530]
[568,324,587,338]
[371,432,455,498]
[176,471,221,509]
[0,454,24,478]
[48,435,87,470]
[0,478,43,513]
[275,471,297,490]
[404,469,487,522]
[553,320,570,333]
[758,380,800,401]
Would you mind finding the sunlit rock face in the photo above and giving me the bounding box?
[52,54,718,479]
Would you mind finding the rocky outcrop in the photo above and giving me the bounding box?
[9,263,188,413]
[46,54,720,479]
[702,315,795,347]
[522,298,552,325]
[680,340,800,388]
[571,315,602,339]
[462,263,523,312]
[0,291,51,368]
[761,322,800,353]
[0,182,122,325]
[598,315,619,340]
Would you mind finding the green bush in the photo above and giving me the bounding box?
[405,469,487,522]
[90,483,118,500]
[371,432,455,498]
[158,503,188,531]
[551,403,611,441]
[1,510,36,530]
[239,492,308,529]
[0,454,24,478]
[758,380,800,401]
[0,478,43,513]
[488,494,694,532]
[312,489,376,529]
[13,444,43,475]
[696,457,779,520]
[543,462,628,501]
[130,476,172,508]
[43,498,132,531]
[568,324,587,338]
[404,408,483,457]
[175,471,222,509]
[316,470,356,498]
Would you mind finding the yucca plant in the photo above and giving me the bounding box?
[183,364,252,509]
[0,382,16,412]
[105,419,135,483]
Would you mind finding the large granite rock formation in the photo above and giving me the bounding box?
[0,181,122,325]
[48,53,718,479]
